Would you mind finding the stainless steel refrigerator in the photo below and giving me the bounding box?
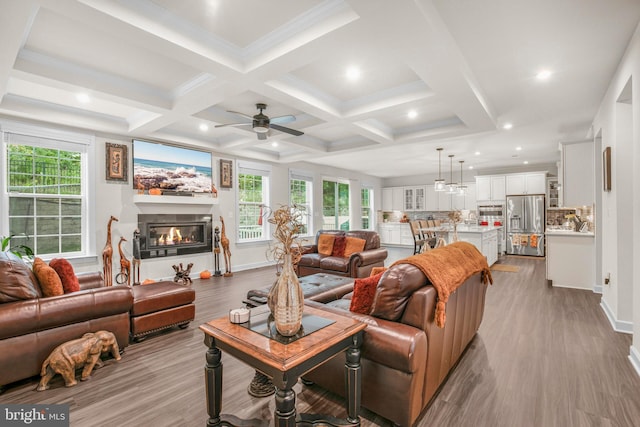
[506,194,545,256]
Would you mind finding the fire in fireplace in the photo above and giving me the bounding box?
[138,214,212,259]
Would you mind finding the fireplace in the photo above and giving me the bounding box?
[137,214,212,259]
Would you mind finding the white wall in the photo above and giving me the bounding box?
[591,21,640,372]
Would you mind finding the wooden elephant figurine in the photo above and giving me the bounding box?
[37,330,121,391]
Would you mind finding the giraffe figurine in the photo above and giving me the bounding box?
[219,216,232,277]
[117,236,131,286]
[102,215,119,287]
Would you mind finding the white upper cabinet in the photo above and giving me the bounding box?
[425,185,439,211]
[476,176,491,200]
[382,187,405,211]
[382,187,393,211]
[562,141,594,207]
[505,172,546,195]
[404,187,415,211]
[476,175,506,201]
[491,176,506,200]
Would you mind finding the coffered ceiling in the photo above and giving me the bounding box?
[1,0,639,178]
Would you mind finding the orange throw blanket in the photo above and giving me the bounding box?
[392,241,493,328]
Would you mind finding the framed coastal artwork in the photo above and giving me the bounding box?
[105,143,128,183]
[220,159,233,189]
[131,139,213,194]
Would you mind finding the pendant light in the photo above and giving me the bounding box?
[434,148,446,191]
[457,160,467,196]
[446,154,458,193]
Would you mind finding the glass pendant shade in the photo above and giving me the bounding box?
[457,160,467,196]
[446,154,457,193]
[434,148,446,192]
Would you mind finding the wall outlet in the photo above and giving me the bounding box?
[604,272,611,285]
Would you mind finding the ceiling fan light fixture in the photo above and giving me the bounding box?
[254,125,269,133]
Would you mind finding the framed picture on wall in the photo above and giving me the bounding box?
[603,146,612,192]
[106,143,128,183]
[220,159,233,188]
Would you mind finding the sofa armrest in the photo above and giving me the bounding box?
[305,300,426,373]
[78,272,105,290]
[301,244,318,254]
[0,286,133,340]
[349,247,388,268]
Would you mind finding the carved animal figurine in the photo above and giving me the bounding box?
[102,216,119,287]
[117,236,131,286]
[172,262,193,285]
[219,216,232,277]
[37,330,121,391]
[213,226,221,277]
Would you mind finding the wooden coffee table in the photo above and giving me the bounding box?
[200,305,367,426]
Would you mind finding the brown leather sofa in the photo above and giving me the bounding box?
[297,230,387,278]
[0,252,133,392]
[304,262,489,427]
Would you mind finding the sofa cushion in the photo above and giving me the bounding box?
[317,234,335,256]
[331,236,347,257]
[319,256,349,273]
[344,237,366,257]
[349,271,384,314]
[370,263,427,321]
[33,257,64,297]
[0,251,42,302]
[49,258,80,293]
[297,253,322,268]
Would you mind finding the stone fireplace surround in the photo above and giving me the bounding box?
[137,214,212,259]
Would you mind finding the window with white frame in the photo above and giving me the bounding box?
[322,178,350,230]
[1,122,94,257]
[237,161,270,242]
[361,186,374,230]
[289,170,313,236]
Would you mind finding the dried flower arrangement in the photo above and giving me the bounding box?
[266,204,307,266]
[448,210,463,225]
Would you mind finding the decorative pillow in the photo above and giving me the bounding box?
[370,266,388,277]
[331,236,347,257]
[349,271,385,314]
[317,234,335,256]
[0,251,42,303]
[49,258,80,293]
[32,258,64,297]
[343,237,366,257]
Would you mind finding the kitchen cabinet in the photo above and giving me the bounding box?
[452,182,477,211]
[546,232,595,290]
[382,187,404,211]
[378,223,411,246]
[425,184,439,211]
[403,186,426,211]
[562,141,594,207]
[382,188,393,211]
[476,175,506,201]
[453,226,499,266]
[505,172,546,195]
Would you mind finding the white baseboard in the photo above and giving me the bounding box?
[629,346,640,378]
[600,298,634,334]
[592,284,603,294]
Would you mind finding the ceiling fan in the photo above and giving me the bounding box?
[215,103,304,140]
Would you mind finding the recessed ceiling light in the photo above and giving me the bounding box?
[346,66,361,81]
[502,123,513,130]
[76,93,90,103]
[536,69,552,80]
[474,151,480,156]
[407,110,417,119]
[468,166,474,170]
[199,123,209,132]
[516,146,522,151]
[523,161,529,165]
[271,141,278,147]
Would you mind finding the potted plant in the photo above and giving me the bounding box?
[1,233,34,261]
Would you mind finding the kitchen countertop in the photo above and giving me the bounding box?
[421,224,503,233]
[545,229,594,237]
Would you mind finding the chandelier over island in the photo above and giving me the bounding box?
[446,154,458,194]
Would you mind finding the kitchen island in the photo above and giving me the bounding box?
[422,224,501,265]
[545,229,595,290]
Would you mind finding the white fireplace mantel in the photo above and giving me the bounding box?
[133,194,219,205]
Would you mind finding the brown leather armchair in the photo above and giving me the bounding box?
[0,252,133,392]
[297,230,388,278]
[304,262,489,427]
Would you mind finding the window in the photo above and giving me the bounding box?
[1,122,94,257]
[361,186,374,230]
[237,161,270,242]
[289,170,313,236]
[322,179,349,230]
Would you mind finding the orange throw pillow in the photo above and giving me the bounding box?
[49,258,80,293]
[343,237,366,257]
[370,266,388,277]
[317,234,335,256]
[33,257,64,297]
[349,271,384,314]
[331,236,347,257]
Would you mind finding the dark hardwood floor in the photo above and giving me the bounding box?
[2,251,640,427]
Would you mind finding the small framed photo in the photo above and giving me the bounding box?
[220,159,233,188]
[106,143,128,183]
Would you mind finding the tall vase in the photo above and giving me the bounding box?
[267,253,304,336]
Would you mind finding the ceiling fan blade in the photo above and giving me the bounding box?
[214,123,251,128]
[226,110,253,120]
[257,132,268,140]
[270,115,296,125]
[271,124,304,136]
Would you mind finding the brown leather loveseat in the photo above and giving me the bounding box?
[304,248,490,426]
[0,252,133,392]
[297,230,387,278]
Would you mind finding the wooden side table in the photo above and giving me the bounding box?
[200,305,366,426]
